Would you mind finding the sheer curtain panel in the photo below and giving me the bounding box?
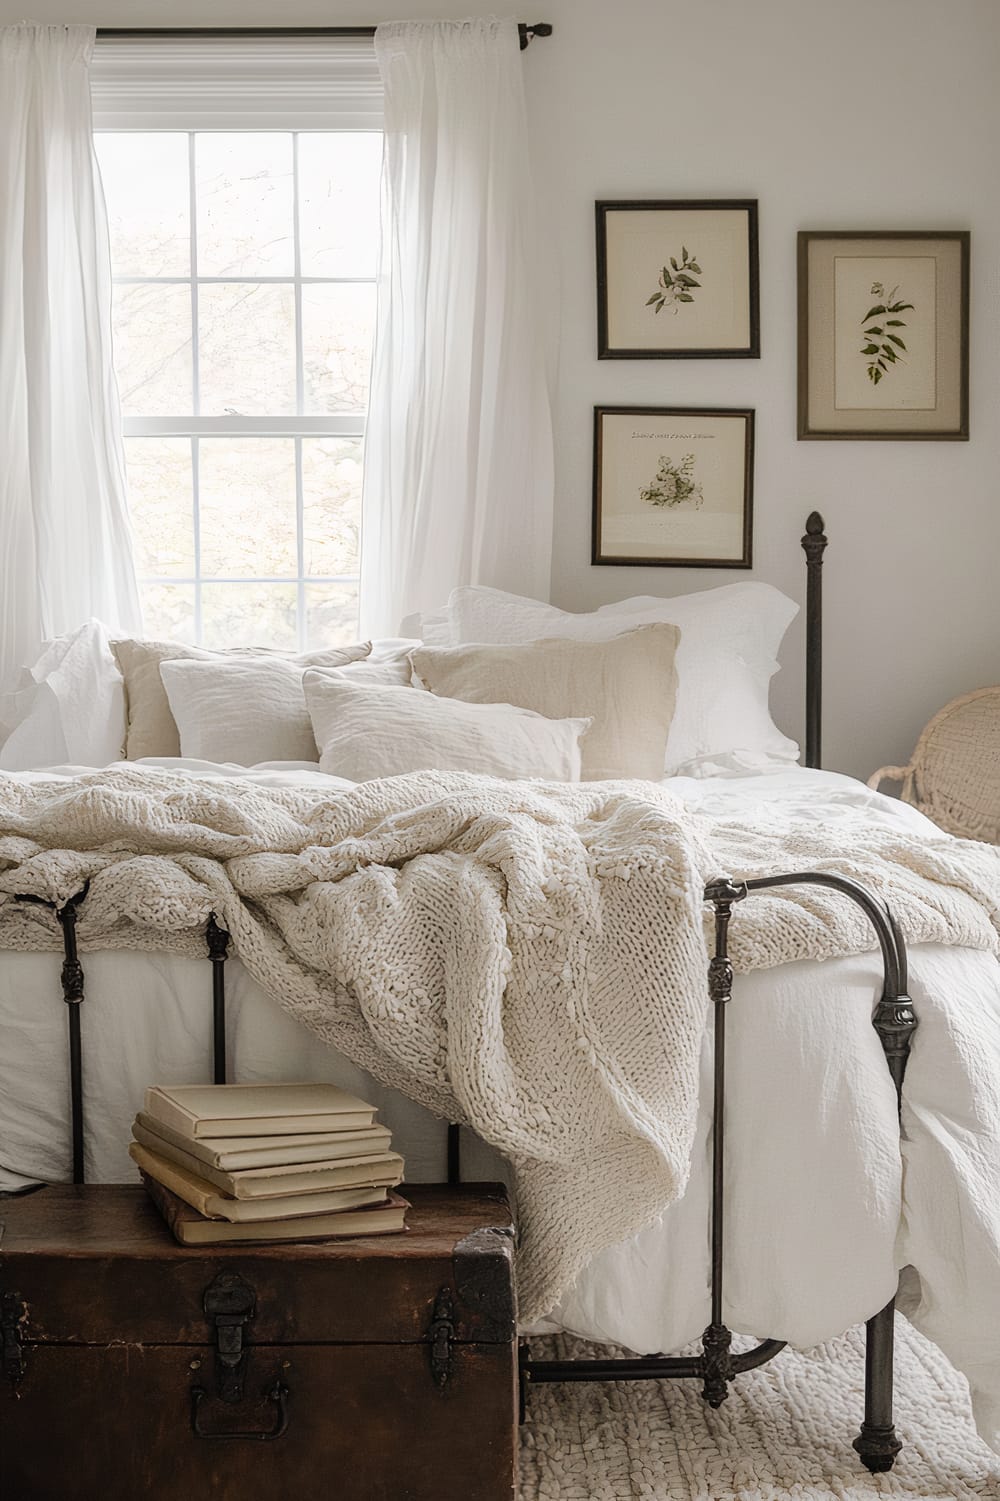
[360,17,554,637]
[0,25,141,686]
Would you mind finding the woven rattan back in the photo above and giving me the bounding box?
[868,686,1000,843]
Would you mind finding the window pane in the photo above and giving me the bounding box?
[125,437,194,577]
[302,438,362,577]
[200,582,298,651]
[298,132,381,277]
[198,283,296,415]
[113,284,193,415]
[195,133,294,277]
[199,440,297,579]
[140,583,197,644]
[96,133,190,277]
[305,583,360,649]
[302,283,375,414]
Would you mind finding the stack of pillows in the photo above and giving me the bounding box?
[0,580,801,782]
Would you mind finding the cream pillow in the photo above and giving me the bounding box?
[303,671,590,782]
[410,624,679,782]
[112,638,371,759]
[441,581,800,774]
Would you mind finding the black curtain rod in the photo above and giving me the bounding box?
[96,23,553,51]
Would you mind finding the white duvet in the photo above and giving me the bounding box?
[2,761,999,1452]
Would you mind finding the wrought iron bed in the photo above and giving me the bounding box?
[3,513,920,1473]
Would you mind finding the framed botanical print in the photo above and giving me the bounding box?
[592,407,754,568]
[797,230,970,439]
[596,200,759,359]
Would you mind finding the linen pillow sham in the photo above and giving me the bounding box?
[159,656,344,766]
[303,671,590,782]
[112,638,371,760]
[410,624,679,781]
[437,581,799,774]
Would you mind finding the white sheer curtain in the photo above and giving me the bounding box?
[359,17,554,638]
[0,24,141,686]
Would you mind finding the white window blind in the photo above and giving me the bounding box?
[90,34,383,130]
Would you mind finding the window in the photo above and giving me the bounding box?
[95,126,380,649]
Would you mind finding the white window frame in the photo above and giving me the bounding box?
[91,36,383,648]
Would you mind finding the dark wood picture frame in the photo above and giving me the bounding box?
[797,230,970,440]
[592,405,754,568]
[596,199,760,359]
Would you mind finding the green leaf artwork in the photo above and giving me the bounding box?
[860,281,914,385]
[639,453,704,509]
[646,248,702,315]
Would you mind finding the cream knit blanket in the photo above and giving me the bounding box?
[1,766,999,1322]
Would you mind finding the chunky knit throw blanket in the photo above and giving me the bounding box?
[1,766,999,1322]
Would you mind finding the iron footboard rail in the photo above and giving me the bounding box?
[12,866,916,1472]
[520,870,917,1477]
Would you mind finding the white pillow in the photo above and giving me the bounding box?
[160,655,361,765]
[0,620,126,771]
[410,624,679,781]
[303,671,590,782]
[326,639,419,688]
[442,581,799,775]
[112,637,371,760]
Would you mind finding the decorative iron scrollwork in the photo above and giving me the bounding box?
[699,1321,733,1409]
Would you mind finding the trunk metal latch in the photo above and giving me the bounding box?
[203,1270,256,1404]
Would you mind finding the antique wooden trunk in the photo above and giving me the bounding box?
[0,1181,517,1501]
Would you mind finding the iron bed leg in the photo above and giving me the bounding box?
[853,983,918,1474]
[700,877,747,1408]
[15,885,90,1184]
[854,1303,901,1473]
[206,914,230,1085]
[447,1123,461,1185]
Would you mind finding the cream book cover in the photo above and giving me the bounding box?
[128,1142,391,1222]
[143,1082,377,1138]
[141,1174,410,1246]
[133,1111,393,1170]
[131,1120,404,1201]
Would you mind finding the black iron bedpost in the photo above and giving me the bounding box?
[15,884,91,1184]
[206,914,230,1085]
[853,929,917,1475]
[801,511,827,770]
[699,875,748,1408]
[54,891,89,1185]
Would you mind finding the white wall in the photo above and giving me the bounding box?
[8,0,1000,778]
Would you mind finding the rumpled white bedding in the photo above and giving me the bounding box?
[1,761,999,1451]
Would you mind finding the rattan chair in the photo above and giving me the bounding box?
[868,686,1000,844]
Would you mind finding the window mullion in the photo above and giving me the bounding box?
[189,132,203,644]
[293,132,307,650]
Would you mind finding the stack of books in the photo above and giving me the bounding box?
[129,1082,408,1246]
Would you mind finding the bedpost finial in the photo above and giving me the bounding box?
[802,511,828,560]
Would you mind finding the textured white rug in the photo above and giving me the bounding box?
[519,1322,1000,1500]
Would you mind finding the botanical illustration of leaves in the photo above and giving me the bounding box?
[888,301,914,313]
[866,325,884,336]
[647,248,702,317]
[862,304,887,321]
[863,343,880,355]
[885,319,906,327]
[886,333,906,349]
